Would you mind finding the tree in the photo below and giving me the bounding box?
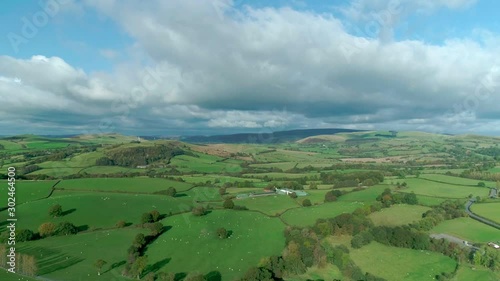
[16,229,35,242]
[38,222,56,237]
[478,182,486,187]
[192,206,207,216]
[141,212,154,224]
[130,256,148,279]
[219,187,226,196]
[302,199,312,207]
[148,222,164,236]
[216,227,229,239]
[157,272,176,281]
[324,191,338,202]
[55,222,78,236]
[289,192,298,199]
[48,204,62,217]
[150,210,161,222]
[308,182,318,190]
[166,187,177,197]
[223,199,235,209]
[133,233,147,248]
[185,273,205,281]
[94,259,107,276]
[116,220,127,228]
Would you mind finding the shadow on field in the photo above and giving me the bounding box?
[205,271,222,281]
[104,260,126,273]
[77,225,89,232]
[61,208,76,216]
[175,272,187,281]
[174,193,188,198]
[143,257,171,275]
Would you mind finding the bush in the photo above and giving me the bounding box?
[302,199,312,207]
[192,206,207,216]
[48,204,62,217]
[116,220,127,228]
[324,191,338,202]
[216,227,229,239]
[223,199,235,209]
[55,222,78,236]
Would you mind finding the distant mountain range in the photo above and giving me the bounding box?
[180,128,364,143]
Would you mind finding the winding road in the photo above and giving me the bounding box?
[465,199,500,230]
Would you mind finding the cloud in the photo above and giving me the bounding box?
[1,0,500,135]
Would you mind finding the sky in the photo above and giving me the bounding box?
[1,0,500,136]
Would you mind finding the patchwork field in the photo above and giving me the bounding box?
[55,178,193,193]
[145,210,286,280]
[470,203,500,223]
[430,217,500,243]
[350,242,457,281]
[399,178,488,198]
[281,201,364,227]
[369,204,431,226]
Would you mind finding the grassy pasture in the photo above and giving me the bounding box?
[281,201,364,227]
[56,178,193,193]
[78,166,142,174]
[430,217,500,243]
[28,168,83,178]
[37,151,104,169]
[369,204,431,226]
[286,264,344,281]
[6,187,219,231]
[243,172,317,179]
[400,178,487,198]
[0,180,56,206]
[419,174,495,187]
[17,228,144,281]
[146,210,286,281]
[337,185,388,203]
[470,203,500,224]
[0,140,24,151]
[350,242,456,281]
[414,195,450,206]
[236,195,299,216]
[170,154,243,173]
[454,265,500,281]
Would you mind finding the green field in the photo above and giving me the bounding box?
[236,195,299,216]
[337,185,389,203]
[281,201,364,227]
[400,178,487,199]
[0,180,56,206]
[430,217,500,243]
[471,203,500,223]
[286,265,344,281]
[350,242,457,281]
[145,210,286,280]
[453,265,500,281]
[5,187,220,231]
[419,174,496,187]
[17,228,145,280]
[56,178,193,193]
[369,204,431,226]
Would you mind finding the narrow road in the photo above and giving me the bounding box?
[430,233,480,251]
[465,199,500,230]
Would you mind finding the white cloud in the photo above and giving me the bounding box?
[2,0,500,135]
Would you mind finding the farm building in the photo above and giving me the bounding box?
[276,188,307,196]
[489,188,498,199]
[487,242,500,249]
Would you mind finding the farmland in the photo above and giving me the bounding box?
[0,131,499,280]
